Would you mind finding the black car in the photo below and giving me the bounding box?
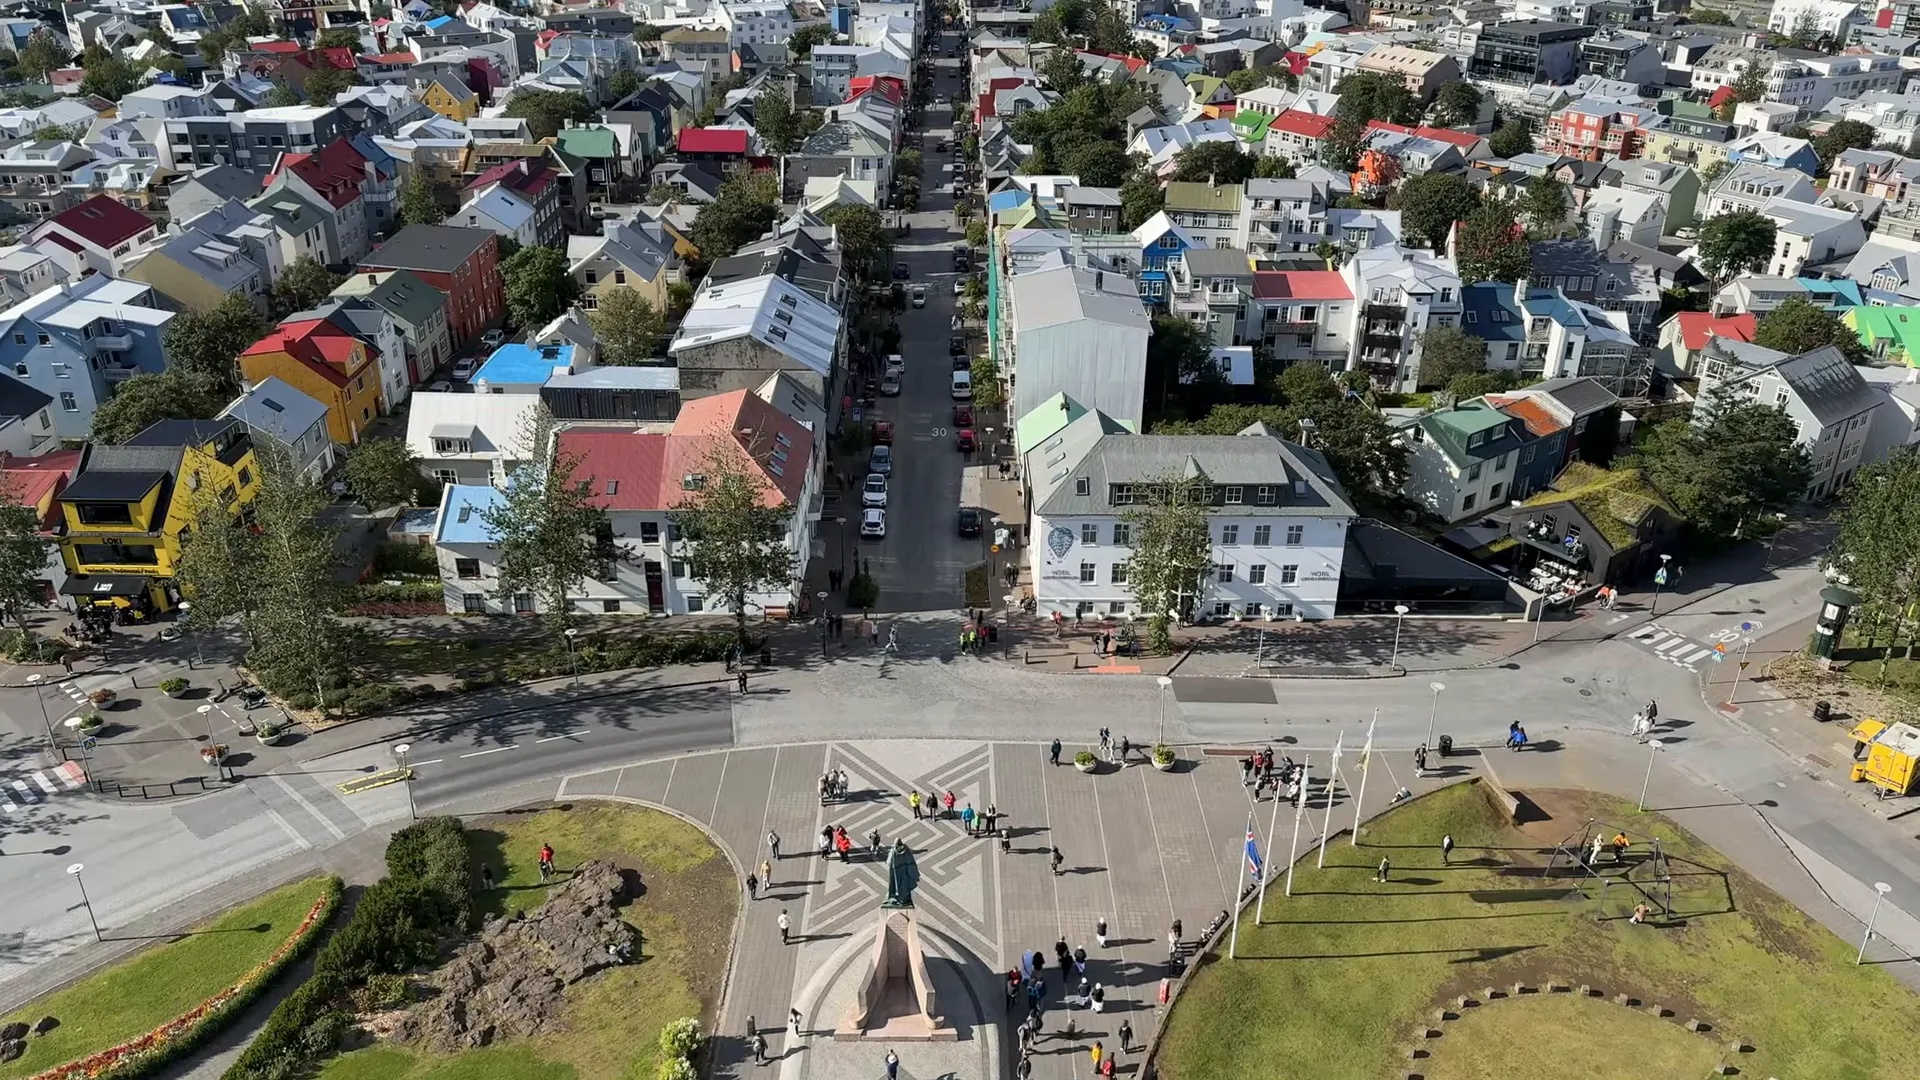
[949,334,966,356]
[894,261,911,280]
[951,248,969,271]
[958,508,983,537]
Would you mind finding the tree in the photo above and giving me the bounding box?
[1690,5,1733,23]
[79,50,138,100]
[1169,141,1257,185]
[1813,120,1877,173]
[1333,71,1421,126]
[819,204,888,280]
[755,87,798,154]
[1718,63,1769,120]
[1144,314,1223,423]
[634,22,664,42]
[966,220,988,249]
[691,168,779,261]
[1417,327,1487,389]
[161,294,268,396]
[1041,45,1086,91]
[606,69,640,102]
[1120,471,1215,653]
[1060,141,1131,186]
[16,30,66,81]
[264,83,302,108]
[502,89,594,140]
[271,257,344,319]
[398,169,444,226]
[1521,176,1569,236]
[1393,172,1481,250]
[1322,117,1366,173]
[1824,449,1920,677]
[1225,66,1271,94]
[670,439,797,644]
[1752,295,1870,364]
[1430,82,1483,130]
[89,369,225,443]
[501,245,580,328]
[1454,202,1530,284]
[1270,364,1410,497]
[1119,170,1164,229]
[1253,155,1296,180]
[171,482,259,641]
[586,286,667,365]
[480,411,608,630]
[789,24,834,57]
[1446,369,1529,400]
[1697,208,1777,283]
[343,436,422,510]
[1488,119,1534,159]
[0,476,51,642]
[1628,385,1811,548]
[240,442,350,706]
[316,27,363,49]
[304,67,359,105]
[32,123,81,142]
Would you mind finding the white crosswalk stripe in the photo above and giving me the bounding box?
[0,764,88,811]
[9,779,37,804]
[32,773,57,794]
[1623,623,1714,672]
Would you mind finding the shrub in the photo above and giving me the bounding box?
[1073,750,1096,767]
[346,974,409,1014]
[256,722,282,739]
[656,1059,697,1080]
[159,677,188,694]
[0,629,62,662]
[1152,744,1176,766]
[350,581,443,604]
[658,1017,702,1061]
[384,817,471,931]
[371,542,438,578]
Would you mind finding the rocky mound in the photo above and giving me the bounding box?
[400,859,638,1051]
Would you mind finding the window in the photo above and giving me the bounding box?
[454,557,481,579]
[514,593,534,613]
[640,522,661,543]
[1280,564,1298,584]
[1252,524,1271,546]
[1075,476,1091,496]
[1467,463,1482,482]
[58,391,76,411]
[1213,601,1233,617]
[1109,601,1127,614]
[1216,563,1234,583]
[1248,564,1266,584]
[614,270,627,284]
[1112,522,1131,545]
[1489,482,1504,502]
[9,333,21,345]
[1225,485,1243,504]
[462,592,485,613]
[1775,387,1789,407]
[600,599,622,613]
[1255,486,1277,505]
[1080,561,1096,583]
[434,468,457,483]
[1523,445,1537,464]
[1221,524,1239,544]
[1495,452,1509,473]
[1111,562,1128,584]
[1462,492,1477,511]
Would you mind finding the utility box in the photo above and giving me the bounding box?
[1849,719,1920,797]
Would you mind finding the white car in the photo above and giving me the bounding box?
[911,284,927,307]
[953,276,967,295]
[861,508,887,539]
[885,354,906,374]
[862,472,889,508]
[450,358,477,381]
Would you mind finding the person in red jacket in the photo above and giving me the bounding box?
[942,790,957,819]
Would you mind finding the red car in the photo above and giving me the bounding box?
[956,428,976,453]
[871,420,894,445]
[953,405,974,426]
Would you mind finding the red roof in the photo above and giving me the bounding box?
[49,67,83,85]
[362,51,416,64]
[1707,85,1736,109]
[559,390,813,511]
[0,448,83,527]
[314,46,358,70]
[1252,270,1351,301]
[1675,311,1756,351]
[848,75,906,106]
[1282,50,1310,75]
[40,195,151,250]
[254,40,301,54]
[1486,395,1567,438]
[244,319,374,386]
[1366,119,1484,150]
[267,138,368,210]
[465,158,555,196]
[1268,109,1336,139]
[677,127,750,155]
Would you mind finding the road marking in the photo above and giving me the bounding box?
[1680,648,1714,665]
[0,794,13,811]
[10,779,37,803]
[55,762,84,788]
[411,758,443,766]
[460,745,516,758]
[535,731,590,744]
[32,772,58,794]
[266,774,346,842]
[261,804,314,851]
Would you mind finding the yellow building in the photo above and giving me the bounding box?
[239,316,383,446]
[1640,129,1732,177]
[57,418,260,615]
[422,72,480,122]
[570,223,678,314]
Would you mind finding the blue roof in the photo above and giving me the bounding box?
[1518,288,1581,328]
[473,343,574,386]
[435,485,504,545]
[1461,283,1524,342]
[987,189,1032,214]
[1798,277,1862,307]
[425,14,456,27]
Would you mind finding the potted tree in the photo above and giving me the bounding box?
[76,709,104,735]
[200,744,228,766]
[1073,750,1097,774]
[256,721,285,747]
[159,677,189,699]
[87,687,115,707]
[1152,744,1177,772]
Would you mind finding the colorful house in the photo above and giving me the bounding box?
[1846,305,1920,366]
[1130,211,1201,307]
[422,71,480,121]
[239,317,384,445]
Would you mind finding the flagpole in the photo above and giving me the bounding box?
[1230,809,1252,959]
[1318,734,1343,869]
[1351,709,1378,846]
[1285,755,1308,897]
[1257,761,1284,922]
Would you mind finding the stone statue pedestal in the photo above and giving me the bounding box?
[834,909,956,1041]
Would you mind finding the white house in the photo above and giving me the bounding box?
[1006,258,1152,447]
[218,377,336,485]
[405,390,542,487]
[1693,341,1880,499]
[1023,408,1356,621]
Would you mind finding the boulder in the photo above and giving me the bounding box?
[0,1039,23,1063]
[31,1017,57,1037]
[0,1023,25,1043]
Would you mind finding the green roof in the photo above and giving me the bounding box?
[1524,462,1675,549]
[554,126,618,159]
[1186,74,1224,100]
[1017,392,1088,451]
[1232,111,1273,140]
[1417,399,1518,466]
[1845,305,1920,365]
[1667,100,1715,120]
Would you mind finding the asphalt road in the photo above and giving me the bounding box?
[858,45,985,615]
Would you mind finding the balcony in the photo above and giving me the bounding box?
[94,332,132,351]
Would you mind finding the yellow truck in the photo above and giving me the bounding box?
[1848,719,1920,797]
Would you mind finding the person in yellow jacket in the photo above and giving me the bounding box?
[1090,1042,1103,1070]
[909,790,922,819]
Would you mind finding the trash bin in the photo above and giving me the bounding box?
[986,624,998,643]
[1814,700,1832,723]
[1437,734,1454,757]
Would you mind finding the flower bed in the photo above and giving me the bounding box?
[26,879,342,1080]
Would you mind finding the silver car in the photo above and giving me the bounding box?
[868,444,893,475]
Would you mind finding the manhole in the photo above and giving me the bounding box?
[1804,754,1834,770]
[1562,676,1576,684]
[1579,689,1593,697]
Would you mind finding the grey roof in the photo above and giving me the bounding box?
[347,269,447,327]
[1037,424,1356,518]
[1605,240,1686,274]
[171,164,260,203]
[1008,262,1150,333]
[1770,346,1881,427]
[1180,246,1253,278]
[546,367,679,391]
[1530,238,1605,277]
[0,371,49,427]
[60,468,164,503]
[1062,186,1121,207]
[363,225,496,274]
[1528,376,1618,417]
[220,376,328,445]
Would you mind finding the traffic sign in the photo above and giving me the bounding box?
[1713,641,1727,653]
[1740,621,1754,633]
[81,736,96,751]
[1738,661,1750,670]
[1655,567,1668,586]
[1711,651,1725,663]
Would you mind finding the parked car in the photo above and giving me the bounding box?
[957,508,983,537]
[861,508,887,539]
[427,379,453,393]
[880,372,903,396]
[911,284,927,307]
[885,354,905,374]
[953,276,967,295]
[951,353,970,372]
[869,444,893,475]
[956,428,976,453]
[950,313,964,330]
[948,334,966,356]
[480,328,507,351]
[951,370,973,399]
[871,419,894,445]
[894,261,911,280]
[952,247,969,271]
[862,473,889,507]
[953,404,974,426]
[450,357,477,381]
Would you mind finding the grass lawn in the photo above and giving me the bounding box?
[319,803,736,1080]
[372,637,526,682]
[1156,782,1920,1080]
[0,876,335,1080]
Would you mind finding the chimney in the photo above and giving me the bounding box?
[1514,276,1528,305]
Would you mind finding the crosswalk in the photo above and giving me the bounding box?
[1624,624,1720,672]
[0,761,87,812]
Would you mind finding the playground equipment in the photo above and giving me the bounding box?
[1847,719,1920,797]
[1542,818,1674,920]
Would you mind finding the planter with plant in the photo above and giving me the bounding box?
[76,709,104,734]
[1073,750,1097,773]
[200,744,228,766]
[88,687,116,706]
[160,677,188,699]
[256,722,285,746]
[1152,744,1177,771]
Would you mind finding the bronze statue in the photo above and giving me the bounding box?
[883,839,919,908]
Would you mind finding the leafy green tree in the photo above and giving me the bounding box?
[1454,202,1530,284]
[0,476,52,642]
[1752,295,1870,364]
[264,83,302,108]
[1041,45,1086,91]
[90,371,227,442]
[586,286,667,365]
[1120,470,1214,652]
[1627,385,1811,548]
[966,220,988,249]
[1060,141,1130,186]
[171,482,258,641]
[480,409,608,630]
[1690,6,1733,23]
[1717,63,1768,120]
[316,27,364,49]
[198,8,268,65]
[1824,448,1920,679]
[343,436,423,510]
[605,69,639,101]
[1333,70,1421,126]
[500,245,580,328]
[1322,117,1366,173]
[1488,119,1534,159]
[1446,369,1529,400]
[669,441,798,644]
[1253,155,1296,179]
[271,257,345,320]
[16,30,66,81]
[1697,208,1777,283]
[241,442,350,706]
[1430,82,1483,129]
[789,23,834,57]
[1521,176,1569,236]
[1119,170,1164,229]
[1417,326,1487,389]
[1393,172,1481,250]
[819,204,888,280]
[1169,141,1257,185]
[398,169,444,226]
[1813,120,1877,173]
[79,49,138,100]
[503,89,594,140]
[634,22,664,42]
[163,293,269,395]
[1270,364,1409,497]
[1144,314,1222,422]
[755,87,798,153]
[691,168,779,261]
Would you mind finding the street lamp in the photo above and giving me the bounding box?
[197,703,215,745]
[563,627,580,687]
[67,862,100,942]
[1651,553,1673,617]
[1765,512,1789,570]
[1636,738,1665,812]
[393,742,416,822]
[25,673,52,746]
[1859,881,1893,964]
[1389,604,1410,669]
[817,590,830,657]
[1155,675,1173,745]
[176,600,200,668]
[836,516,849,581]
[1424,681,1445,750]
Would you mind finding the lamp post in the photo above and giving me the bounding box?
[817,590,830,657]
[1858,881,1893,964]
[1389,604,1409,669]
[177,600,193,668]
[1424,681,1445,750]
[836,516,848,581]
[1651,553,1673,617]
[67,862,100,942]
[1765,512,1789,570]
[1155,675,1173,745]
[196,703,215,745]
[25,673,52,747]
[1636,738,1664,812]
[393,742,416,822]
[563,627,579,687]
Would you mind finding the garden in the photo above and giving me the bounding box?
[1155,782,1920,1080]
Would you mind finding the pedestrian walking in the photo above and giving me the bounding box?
[1050,846,1064,875]
[1091,1041,1103,1070]
[1090,983,1105,1013]
[767,830,781,861]
[746,872,758,899]
[909,790,922,819]
[1414,744,1428,777]
[961,803,976,833]
[760,858,772,887]
[1241,755,1254,785]
[1006,970,1022,1014]
[999,828,1011,855]
[751,1033,767,1065]
[942,789,956,819]
[1645,699,1658,724]
[778,909,791,945]
[1168,920,1181,959]
[819,825,833,856]
[984,804,998,834]
[1376,856,1391,882]
[1049,738,1062,766]
[737,670,749,695]
[480,865,494,890]
[836,829,852,862]
[1098,727,1111,756]
[1119,735,1132,764]
[59,652,72,675]
[1096,917,1108,948]
[1118,1019,1134,1054]
[788,1007,802,1040]
[1016,1052,1032,1079]
[884,1049,899,1080]
[539,843,555,882]
[1510,727,1528,751]
[1441,834,1454,863]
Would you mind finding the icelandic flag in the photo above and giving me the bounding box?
[1244,819,1262,877]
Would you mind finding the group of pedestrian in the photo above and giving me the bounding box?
[1595,584,1619,609]
[1241,747,1303,802]
[827,568,844,592]
[1096,729,1136,766]
[958,622,991,654]
[818,769,852,803]
[1505,720,1530,751]
[823,613,849,640]
[1630,699,1660,742]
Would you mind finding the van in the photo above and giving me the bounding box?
[951,369,973,400]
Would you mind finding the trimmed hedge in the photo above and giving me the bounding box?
[223,821,471,1080]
